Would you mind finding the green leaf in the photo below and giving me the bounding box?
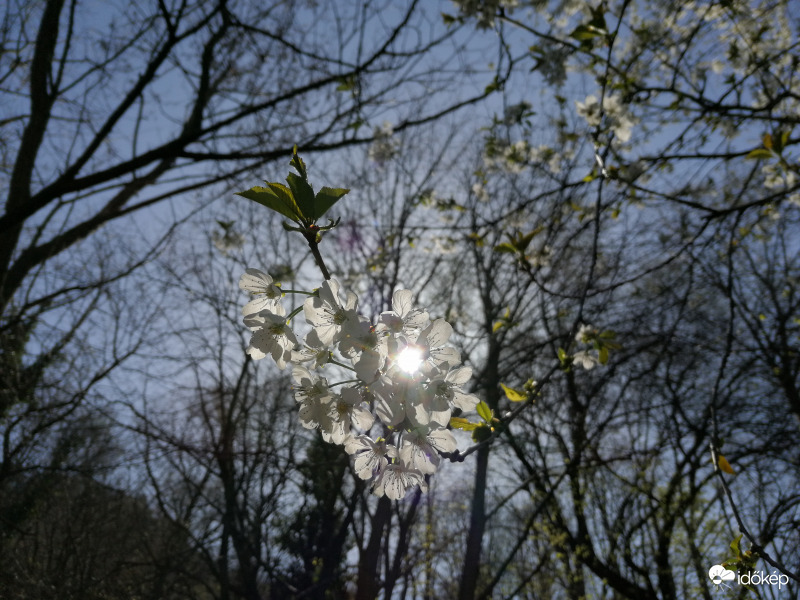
[557,347,568,364]
[335,76,356,92]
[266,182,302,216]
[730,533,743,556]
[493,242,517,254]
[236,185,301,222]
[472,424,492,443]
[570,23,607,42]
[762,133,773,150]
[779,130,790,151]
[314,187,350,220]
[286,172,315,221]
[476,400,493,423]
[485,76,502,94]
[746,148,774,160]
[289,146,308,179]
[518,229,541,252]
[449,417,479,431]
[500,383,527,402]
[598,346,609,365]
[346,119,365,131]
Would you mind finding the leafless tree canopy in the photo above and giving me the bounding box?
[1,0,799,598]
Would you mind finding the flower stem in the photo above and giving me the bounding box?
[286,305,304,322]
[304,231,331,281]
[329,378,361,388]
[327,358,357,372]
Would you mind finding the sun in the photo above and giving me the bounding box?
[395,346,424,374]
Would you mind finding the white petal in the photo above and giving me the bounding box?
[429,408,452,428]
[452,391,480,412]
[344,435,370,455]
[354,350,382,383]
[400,440,438,474]
[427,429,457,453]
[425,319,452,348]
[354,451,386,480]
[344,290,359,311]
[445,366,472,385]
[242,295,283,316]
[404,310,429,330]
[351,405,375,431]
[292,365,313,385]
[247,329,271,359]
[383,471,407,500]
[319,279,341,305]
[303,296,326,326]
[392,289,414,317]
[239,268,272,291]
[375,395,405,427]
[312,322,338,347]
[431,346,461,369]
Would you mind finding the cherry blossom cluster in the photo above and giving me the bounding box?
[573,323,600,370]
[575,94,637,143]
[239,269,480,500]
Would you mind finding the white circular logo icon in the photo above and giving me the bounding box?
[708,564,735,585]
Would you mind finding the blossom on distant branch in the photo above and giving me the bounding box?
[368,121,398,165]
[576,94,637,142]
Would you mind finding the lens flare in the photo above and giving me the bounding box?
[396,346,423,374]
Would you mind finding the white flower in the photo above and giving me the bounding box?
[378,289,429,340]
[472,182,490,202]
[763,162,797,190]
[373,461,427,500]
[602,95,636,142]
[576,95,602,127]
[575,323,596,344]
[573,350,600,370]
[415,318,461,373]
[501,140,529,173]
[345,435,397,480]
[304,279,360,347]
[339,317,387,359]
[299,395,335,432]
[399,428,456,474]
[292,366,334,404]
[213,229,245,255]
[243,310,298,369]
[340,387,376,432]
[576,94,637,142]
[403,376,451,430]
[291,339,330,368]
[426,365,480,412]
[368,121,398,164]
[326,387,375,444]
[371,375,407,427]
[239,269,283,316]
